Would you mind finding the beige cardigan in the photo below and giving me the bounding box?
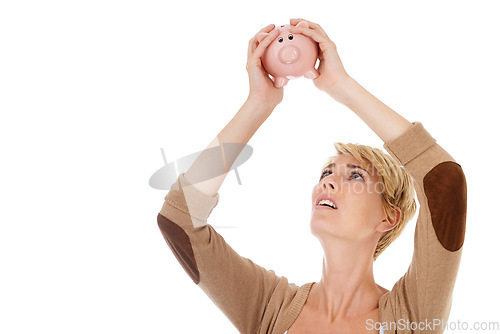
[157,121,467,334]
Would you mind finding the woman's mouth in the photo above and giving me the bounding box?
[314,204,337,211]
[316,199,337,210]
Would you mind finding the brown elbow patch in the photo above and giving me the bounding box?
[423,161,467,251]
[157,213,200,284]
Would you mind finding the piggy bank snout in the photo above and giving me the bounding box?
[278,45,300,64]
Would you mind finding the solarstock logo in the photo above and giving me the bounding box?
[366,319,500,332]
[149,143,253,230]
[149,143,253,190]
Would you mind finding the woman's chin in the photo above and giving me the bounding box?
[310,216,338,234]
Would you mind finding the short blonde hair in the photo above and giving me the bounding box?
[322,142,418,261]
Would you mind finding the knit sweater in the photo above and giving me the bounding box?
[157,121,467,334]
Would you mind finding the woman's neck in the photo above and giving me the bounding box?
[309,242,386,323]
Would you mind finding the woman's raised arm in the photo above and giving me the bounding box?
[185,23,284,197]
[157,24,296,334]
[290,19,467,331]
[326,77,413,143]
[184,98,274,197]
[289,18,413,142]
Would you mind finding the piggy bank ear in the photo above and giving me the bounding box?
[296,20,310,29]
[257,32,269,43]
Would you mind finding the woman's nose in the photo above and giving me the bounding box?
[322,180,335,190]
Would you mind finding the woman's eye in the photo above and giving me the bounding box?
[320,170,330,180]
[351,171,364,180]
[320,170,365,181]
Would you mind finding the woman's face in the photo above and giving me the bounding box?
[310,154,386,243]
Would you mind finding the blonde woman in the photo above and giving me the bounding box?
[157,19,467,334]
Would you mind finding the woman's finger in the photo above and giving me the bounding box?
[289,25,330,45]
[250,29,280,62]
[290,18,328,37]
[247,24,275,59]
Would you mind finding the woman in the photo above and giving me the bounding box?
[157,18,467,334]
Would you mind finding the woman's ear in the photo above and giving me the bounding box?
[379,206,401,232]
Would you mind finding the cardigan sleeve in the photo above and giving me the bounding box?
[157,172,283,334]
[379,122,467,333]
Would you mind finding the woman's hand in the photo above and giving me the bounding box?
[246,24,284,108]
[289,18,350,94]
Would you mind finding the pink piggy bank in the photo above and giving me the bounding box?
[257,21,319,88]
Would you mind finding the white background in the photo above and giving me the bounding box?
[1,0,499,333]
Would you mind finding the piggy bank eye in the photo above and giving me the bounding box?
[278,37,284,43]
[288,34,293,40]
